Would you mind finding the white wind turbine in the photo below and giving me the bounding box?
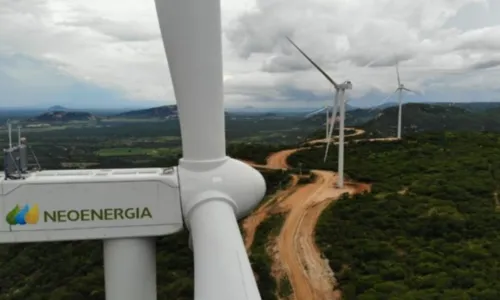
[376,62,418,139]
[155,0,266,299]
[303,104,334,142]
[286,36,352,188]
[0,0,266,300]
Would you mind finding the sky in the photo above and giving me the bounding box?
[1,0,500,109]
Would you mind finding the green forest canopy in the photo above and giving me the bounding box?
[289,131,500,299]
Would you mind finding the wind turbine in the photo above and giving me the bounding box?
[376,62,418,139]
[303,104,334,142]
[286,36,352,188]
[0,1,266,300]
[155,0,266,299]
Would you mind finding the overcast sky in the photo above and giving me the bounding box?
[1,0,499,109]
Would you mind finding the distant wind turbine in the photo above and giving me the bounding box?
[286,36,352,188]
[375,62,419,139]
[303,105,334,142]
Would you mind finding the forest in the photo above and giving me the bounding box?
[0,169,290,300]
[2,109,500,299]
[0,117,296,300]
[288,131,500,299]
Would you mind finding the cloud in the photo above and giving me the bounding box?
[0,0,499,108]
[0,54,133,108]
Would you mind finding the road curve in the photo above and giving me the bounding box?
[243,175,299,251]
[242,128,389,299]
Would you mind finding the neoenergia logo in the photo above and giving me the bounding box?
[5,204,40,225]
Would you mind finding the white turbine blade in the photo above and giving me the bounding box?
[156,0,224,161]
[396,62,401,86]
[325,106,330,140]
[304,106,327,118]
[286,36,339,90]
[155,1,264,300]
[324,90,340,162]
[403,87,421,95]
[369,88,399,111]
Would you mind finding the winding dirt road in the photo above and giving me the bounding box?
[242,128,384,300]
[307,128,366,145]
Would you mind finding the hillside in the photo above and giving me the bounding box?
[436,101,500,112]
[361,103,500,137]
[29,111,96,122]
[116,105,178,118]
[116,105,233,119]
[287,132,500,299]
[48,105,67,112]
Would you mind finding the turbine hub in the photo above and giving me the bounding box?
[177,156,266,226]
[342,80,353,90]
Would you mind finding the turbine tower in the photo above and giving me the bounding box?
[286,36,352,188]
[395,62,419,139]
[0,1,266,300]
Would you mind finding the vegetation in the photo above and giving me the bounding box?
[249,213,286,300]
[0,116,292,299]
[361,103,500,138]
[29,111,96,122]
[5,102,500,298]
[289,131,500,299]
[114,105,178,119]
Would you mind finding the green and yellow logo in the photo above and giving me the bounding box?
[6,204,40,225]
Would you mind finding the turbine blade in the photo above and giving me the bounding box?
[369,89,398,111]
[396,62,401,86]
[325,106,330,140]
[324,91,340,162]
[304,106,327,119]
[403,87,420,95]
[156,0,225,161]
[286,36,339,90]
[155,1,263,300]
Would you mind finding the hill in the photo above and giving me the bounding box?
[287,132,500,299]
[116,105,179,119]
[116,105,232,119]
[48,105,67,112]
[29,111,96,122]
[435,101,500,112]
[361,103,500,137]
[366,101,500,112]
[298,107,381,129]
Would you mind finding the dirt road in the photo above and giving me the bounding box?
[266,148,305,170]
[277,170,346,299]
[241,128,386,300]
[243,175,299,251]
[307,127,366,145]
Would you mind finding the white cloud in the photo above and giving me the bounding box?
[0,0,499,108]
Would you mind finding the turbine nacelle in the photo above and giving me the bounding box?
[339,80,352,90]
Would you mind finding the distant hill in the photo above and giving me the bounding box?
[29,111,96,122]
[299,107,380,127]
[116,105,231,119]
[433,102,500,112]
[116,105,178,119]
[48,105,67,112]
[361,103,500,137]
[364,101,500,112]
